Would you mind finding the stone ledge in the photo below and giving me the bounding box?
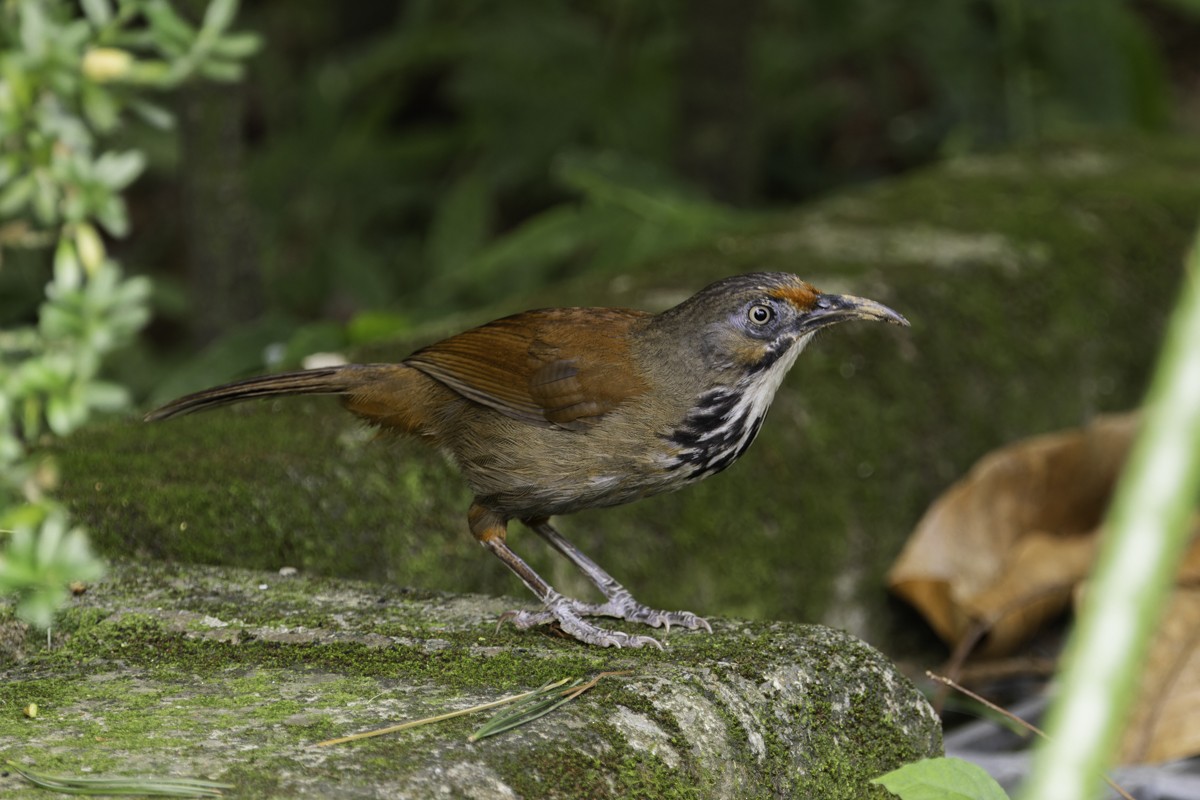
[0,561,940,799]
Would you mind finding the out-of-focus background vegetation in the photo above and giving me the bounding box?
[6,0,1199,401]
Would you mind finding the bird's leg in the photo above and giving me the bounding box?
[515,517,712,634]
[468,504,663,649]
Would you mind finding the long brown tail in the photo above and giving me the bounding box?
[145,364,410,422]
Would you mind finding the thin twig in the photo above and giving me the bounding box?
[928,671,1135,800]
[934,583,1076,714]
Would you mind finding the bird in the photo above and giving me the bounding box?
[147,272,908,648]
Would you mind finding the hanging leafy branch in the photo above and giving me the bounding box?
[0,0,259,628]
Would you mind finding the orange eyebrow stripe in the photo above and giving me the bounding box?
[767,283,819,311]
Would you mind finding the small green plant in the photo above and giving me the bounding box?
[0,0,259,628]
[873,757,1008,800]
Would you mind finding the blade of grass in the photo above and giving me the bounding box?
[469,679,586,741]
[1020,226,1200,799]
[6,760,232,797]
[469,670,632,742]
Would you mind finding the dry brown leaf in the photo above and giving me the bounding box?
[888,412,1138,653]
[1118,584,1200,763]
[891,407,1200,764]
[963,530,1097,655]
[1108,516,1200,765]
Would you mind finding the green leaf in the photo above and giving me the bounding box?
[872,758,1010,800]
[201,0,239,35]
[93,194,129,237]
[0,174,35,217]
[32,173,59,225]
[53,239,82,291]
[0,511,105,628]
[80,0,113,27]
[93,151,146,191]
[8,760,232,798]
[127,98,176,130]
[45,388,86,436]
[197,58,244,82]
[125,60,174,86]
[18,0,50,59]
[38,302,79,340]
[82,382,130,412]
[470,679,584,741]
[210,31,261,59]
[81,83,120,132]
[143,0,196,49]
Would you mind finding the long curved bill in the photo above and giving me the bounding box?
[798,292,910,332]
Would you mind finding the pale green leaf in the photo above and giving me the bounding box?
[80,0,113,27]
[81,83,120,132]
[197,58,244,82]
[82,381,130,412]
[0,174,35,217]
[53,239,82,291]
[872,757,1010,800]
[8,761,231,797]
[93,150,146,190]
[128,98,176,130]
[211,31,261,59]
[202,0,239,35]
[143,0,196,48]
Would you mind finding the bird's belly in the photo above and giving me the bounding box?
[458,451,692,518]
[446,417,699,518]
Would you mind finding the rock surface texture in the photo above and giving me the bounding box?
[0,562,940,799]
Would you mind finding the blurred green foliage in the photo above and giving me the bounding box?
[6,1,1193,394]
[232,0,1175,319]
[0,0,259,627]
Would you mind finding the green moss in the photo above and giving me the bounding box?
[495,730,706,800]
[1,560,939,798]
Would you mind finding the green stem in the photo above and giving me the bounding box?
[1020,224,1200,797]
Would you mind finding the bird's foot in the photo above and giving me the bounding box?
[498,593,665,649]
[572,593,712,633]
[501,591,711,640]
[604,594,712,633]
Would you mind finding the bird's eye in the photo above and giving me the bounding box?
[747,304,774,326]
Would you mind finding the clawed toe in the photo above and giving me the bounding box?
[498,597,665,649]
[634,608,711,632]
[496,594,711,647]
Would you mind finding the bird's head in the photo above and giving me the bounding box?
[655,272,909,379]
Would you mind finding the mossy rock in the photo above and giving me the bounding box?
[49,135,1200,656]
[0,561,940,799]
